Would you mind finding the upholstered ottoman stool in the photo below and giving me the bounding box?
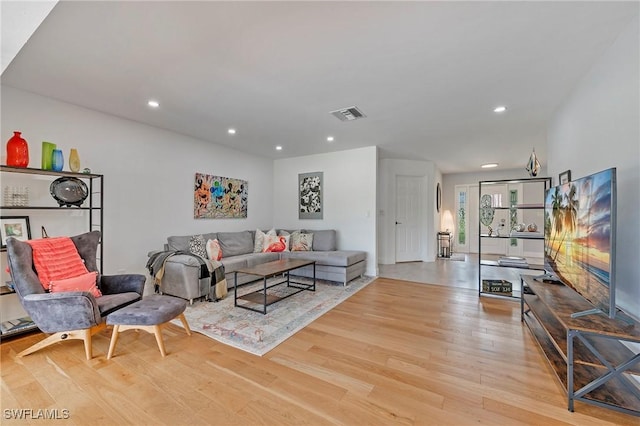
[106,295,191,359]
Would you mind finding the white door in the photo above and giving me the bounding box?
[395,175,423,262]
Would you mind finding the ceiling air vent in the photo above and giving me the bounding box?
[329,106,366,122]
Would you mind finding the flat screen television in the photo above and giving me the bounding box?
[543,167,617,319]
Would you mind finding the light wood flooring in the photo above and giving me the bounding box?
[1,277,637,425]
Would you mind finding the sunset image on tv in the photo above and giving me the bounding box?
[544,168,616,314]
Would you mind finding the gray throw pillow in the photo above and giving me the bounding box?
[309,230,336,251]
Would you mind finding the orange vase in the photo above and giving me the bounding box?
[6,131,29,167]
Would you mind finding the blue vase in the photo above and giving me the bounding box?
[52,149,64,172]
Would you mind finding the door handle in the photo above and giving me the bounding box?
[396,221,402,225]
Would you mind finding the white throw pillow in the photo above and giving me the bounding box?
[291,231,314,251]
[254,228,276,253]
[206,239,223,261]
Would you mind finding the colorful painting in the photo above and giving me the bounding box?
[194,173,248,219]
[299,172,323,219]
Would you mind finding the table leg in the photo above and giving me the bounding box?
[263,276,267,315]
[568,329,575,412]
[234,271,238,307]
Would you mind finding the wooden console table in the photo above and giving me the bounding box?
[521,275,640,417]
[234,259,316,315]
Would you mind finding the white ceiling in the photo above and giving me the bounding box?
[1,1,637,173]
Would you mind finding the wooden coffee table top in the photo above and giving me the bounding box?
[235,258,314,278]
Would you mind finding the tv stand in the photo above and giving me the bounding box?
[570,308,605,319]
[521,275,640,417]
[533,273,563,284]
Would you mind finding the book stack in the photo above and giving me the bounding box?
[0,316,34,336]
[498,256,529,268]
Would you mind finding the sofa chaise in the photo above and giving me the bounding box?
[151,229,366,304]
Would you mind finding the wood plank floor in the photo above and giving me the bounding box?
[1,277,637,425]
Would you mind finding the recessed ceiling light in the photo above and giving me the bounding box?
[327,136,334,142]
[147,100,159,108]
[275,146,283,151]
[228,128,236,135]
[481,163,499,168]
[493,106,507,113]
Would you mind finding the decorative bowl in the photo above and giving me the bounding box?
[50,177,88,207]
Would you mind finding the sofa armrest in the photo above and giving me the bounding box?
[22,292,101,332]
[100,274,146,296]
[164,254,207,268]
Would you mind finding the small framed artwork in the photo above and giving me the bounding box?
[1,216,32,248]
[436,183,442,213]
[299,172,323,219]
[559,170,571,185]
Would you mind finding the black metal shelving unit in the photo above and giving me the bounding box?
[0,165,104,338]
[478,176,552,299]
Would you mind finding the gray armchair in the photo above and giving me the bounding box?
[6,230,145,359]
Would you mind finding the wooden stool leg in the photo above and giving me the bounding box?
[178,313,192,336]
[107,325,120,360]
[153,325,166,357]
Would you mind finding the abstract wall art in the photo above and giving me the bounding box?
[194,173,248,219]
[299,171,323,219]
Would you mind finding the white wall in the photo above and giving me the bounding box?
[1,86,274,280]
[547,17,639,319]
[273,147,378,277]
[378,158,438,264]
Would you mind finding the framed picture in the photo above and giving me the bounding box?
[1,216,32,248]
[559,170,571,185]
[436,183,442,213]
[194,173,248,219]
[299,172,323,219]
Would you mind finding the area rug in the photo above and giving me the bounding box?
[172,275,374,356]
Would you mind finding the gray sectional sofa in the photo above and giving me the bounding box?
[152,229,366,303]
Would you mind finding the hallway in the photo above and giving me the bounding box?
[378,254,539,293]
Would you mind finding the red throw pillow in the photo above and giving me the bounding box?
[49,271,102,298]
[26,237,89,290]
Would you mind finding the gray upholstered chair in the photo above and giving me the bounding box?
[5,230,145,359]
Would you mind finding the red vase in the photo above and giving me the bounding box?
[6,131,29,167]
